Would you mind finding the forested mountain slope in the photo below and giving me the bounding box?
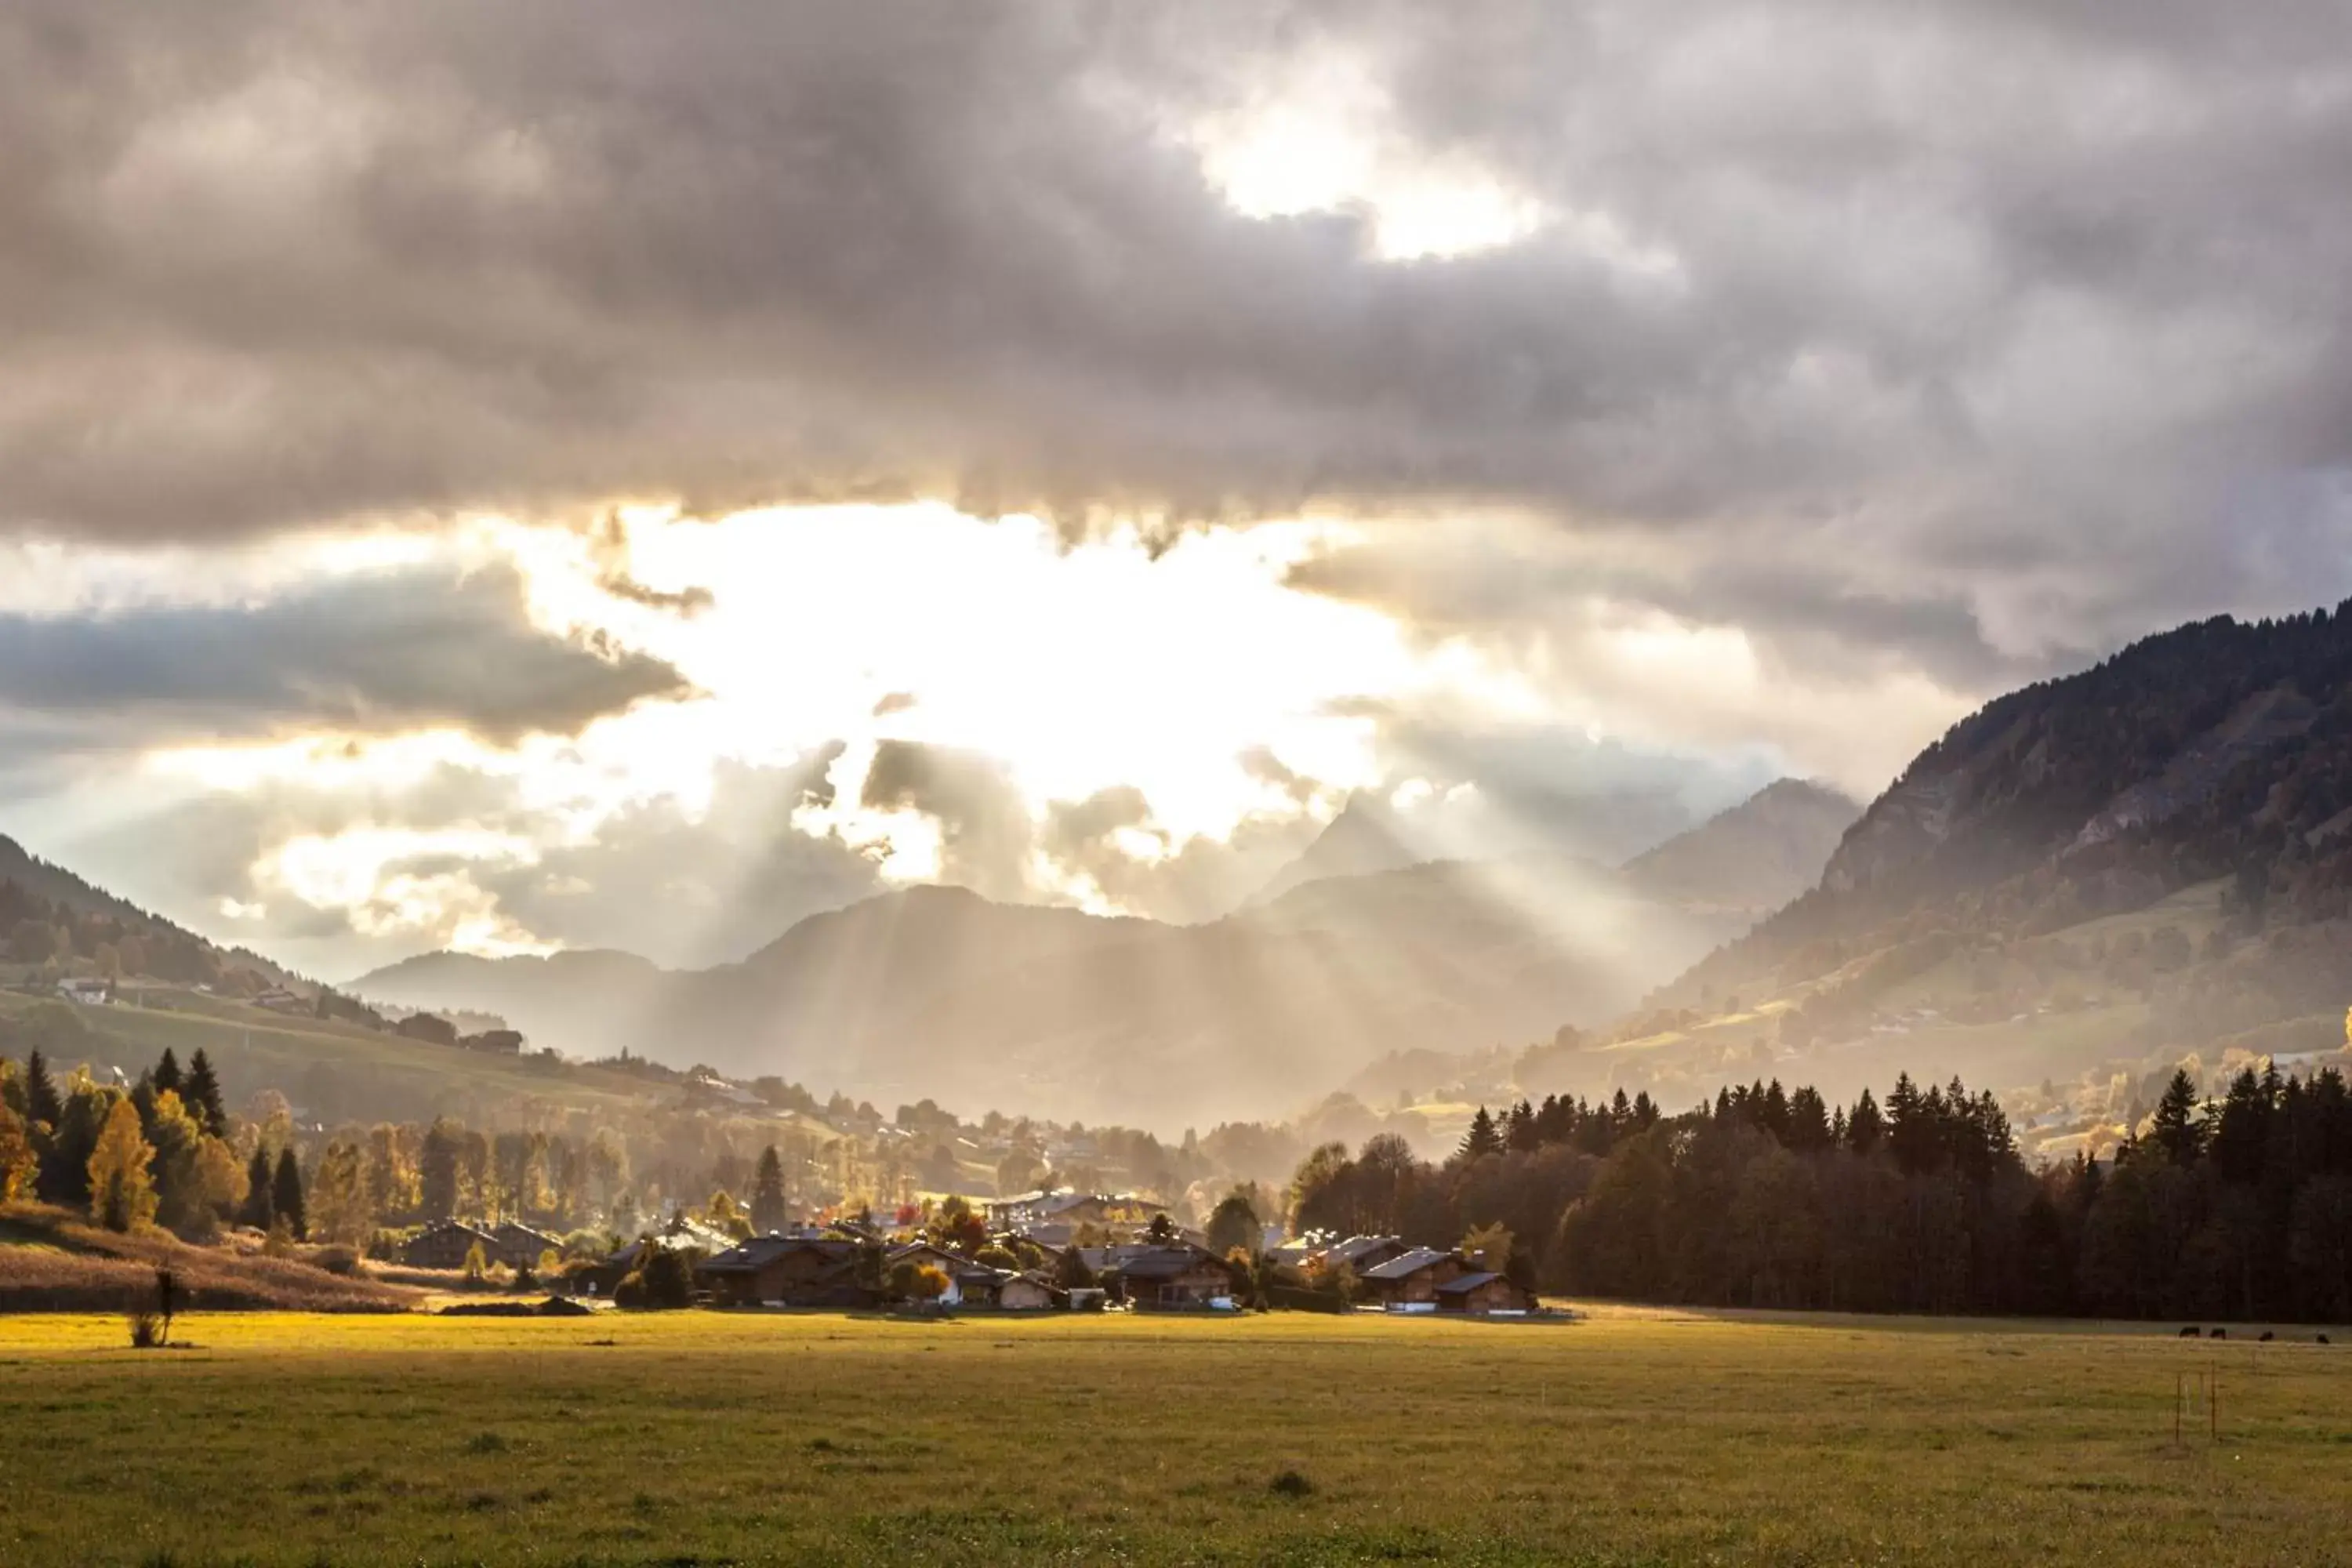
[1544,608,2352,1152]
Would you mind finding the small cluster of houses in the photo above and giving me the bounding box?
[397,1192,1542,1317]
[1271,1232,1538,1315]
[401,1218,568,1272]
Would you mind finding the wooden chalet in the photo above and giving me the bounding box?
[696,1236,877,1308]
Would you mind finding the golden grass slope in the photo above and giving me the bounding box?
[0,1203,422,1312]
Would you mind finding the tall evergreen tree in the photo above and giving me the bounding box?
[1457,1105,1504,1161]
[273,1147,307,1240]
[181,1049,227,1135]
[1886,1074,1938,1173]
[1846,1087,1884,1156]
[151,1048,182,1101]
[23,1049,60,1129]
[419,1119,461,1221]
[2151,1069,2205,1167]
[749,1145,789,1234]
[239,1149,275,1230]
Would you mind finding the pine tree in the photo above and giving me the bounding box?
[1887,1073,1939,1173]
[87,1098,157,1232]
[1846,1087,1885,1156]
[750,1145,789,1235]
[1458,1105,1504,1161]
[239,1149,275,1230]
[181,1050,227,1135]
[151,1048,182,1101]
[1504,1099,1537,1152]
[2151,1069,2205,1167]
[273,1147,307,1240]
[23,1050,60,1129]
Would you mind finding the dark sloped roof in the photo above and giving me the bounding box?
[700,1236,862,1274]
[1115,1247,1229,1279]
[1434,1272,1504,1294]
[1362,1247,1455,1282]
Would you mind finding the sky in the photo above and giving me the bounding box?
[5,2,2351,980]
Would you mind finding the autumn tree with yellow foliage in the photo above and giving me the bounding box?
[88,1098,158,1232]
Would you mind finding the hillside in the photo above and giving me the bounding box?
[355,779,1850,1130]
[1511,607,2352,1156]
[1619,779,1860,914]
[0,833,298,991]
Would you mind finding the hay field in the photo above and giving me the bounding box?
[0,1307,2346,1566]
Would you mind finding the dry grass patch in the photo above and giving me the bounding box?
[0,1203,421,1313]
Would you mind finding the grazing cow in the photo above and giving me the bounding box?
[2211,1328,2227,1340]
[2179,1326,2201,1338]
[2259,1330,2275,1342]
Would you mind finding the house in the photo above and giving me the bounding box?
[461,1029,526,1054]
[1359,1247,1467,1307]
[1434,1272,1535,1315]
[55,978,111,1005]
[1323,1235,1411,1274]
[987,1189,1160,1233]
[1109,1245,1237,1309]
[697,1236,877,1308]
[488,1221,564,1270]
[886,1241,974,1303]
[997,1272,1064,1312]
[1271,1233,1409,1278]
[579,1216,737,1295]
[402,1220,498,1271]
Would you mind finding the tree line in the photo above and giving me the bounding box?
[1289,1067,2352,1322]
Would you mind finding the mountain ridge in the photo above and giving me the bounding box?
[352,777,1854,1127]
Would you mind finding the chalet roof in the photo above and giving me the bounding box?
[1434,1272,1504,1295]
[698,1235,862,1274]
[1112,1246,1226,1279]
[1319,1235,1403,1266]
[1361,1247,1456,1283]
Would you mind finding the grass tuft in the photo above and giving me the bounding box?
[1269,1468,1315,1498]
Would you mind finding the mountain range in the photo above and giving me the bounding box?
[1514,607,2352,1155]
[21,603,2352,1145]
[350,778,1860,1128]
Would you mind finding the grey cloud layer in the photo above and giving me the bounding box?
[8,0,2352,687]
[0,564,690,742]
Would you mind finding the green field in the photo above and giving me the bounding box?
[1,1308,2347,1566]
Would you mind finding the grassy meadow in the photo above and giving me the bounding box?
[1,1307,2347,1566]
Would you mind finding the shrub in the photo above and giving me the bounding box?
[637,1246,695,1309]
[1270,1469,1315,1497]
[126,1307,164,1349]
[311,1245,361,1277]
[262,1216,297,1258]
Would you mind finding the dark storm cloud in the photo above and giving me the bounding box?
[4,0,2352,678]
[0,564,691,742]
